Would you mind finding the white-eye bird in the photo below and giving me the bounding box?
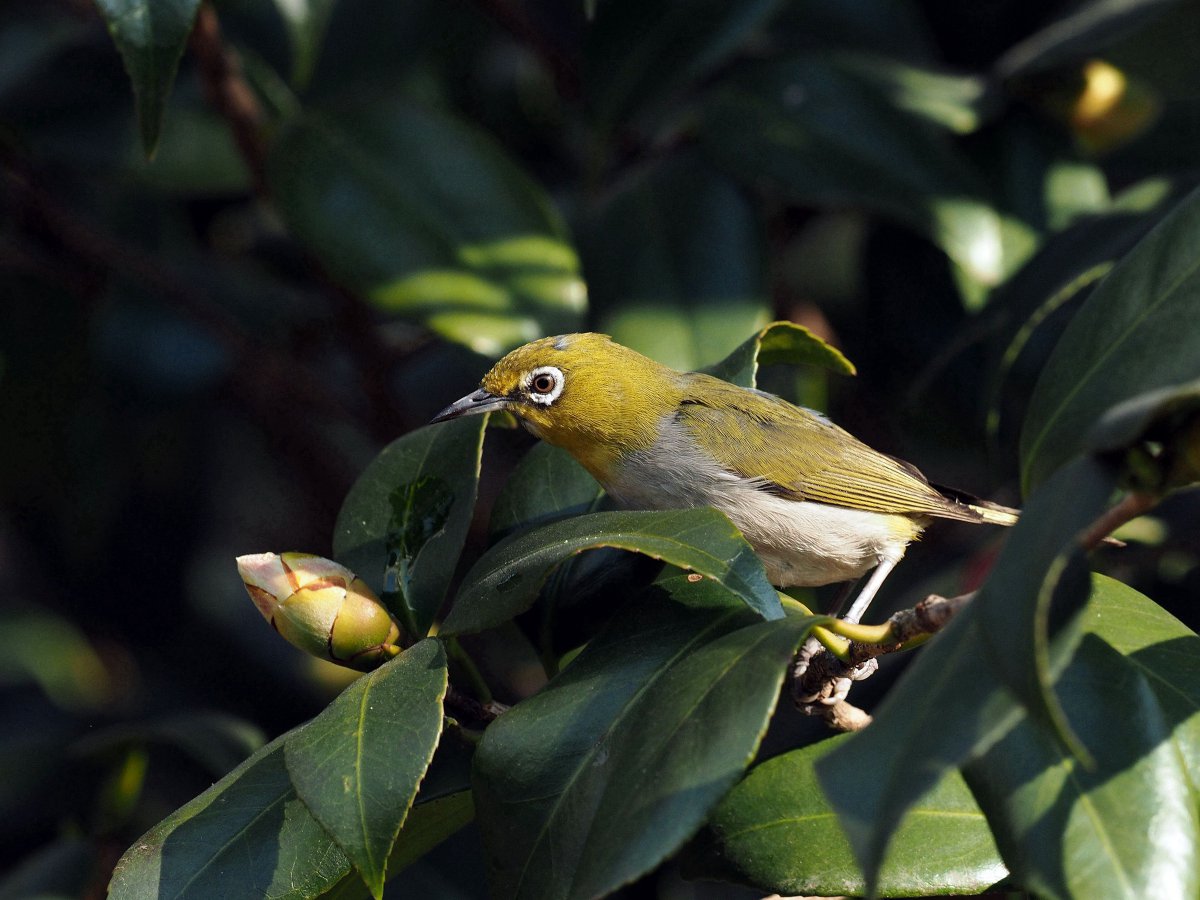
[432,333,1018,624]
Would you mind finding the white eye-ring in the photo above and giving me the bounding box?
[525,366,564,405]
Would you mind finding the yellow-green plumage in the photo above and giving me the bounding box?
[433,333,1017,621]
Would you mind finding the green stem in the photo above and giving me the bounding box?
[444,636,494,705]
[778,593,851,660]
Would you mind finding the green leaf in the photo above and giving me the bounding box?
[93,0,200,156]
[333,418,486,638]
[580,152,770,371]
[966,576,1200,900]
[688,736,1007,896]
[442,508,783,635]
[472,577,818,900]
[285,640,448,899]
[267,99,586,357]
[973,457,1120,752]
[108,733,352,900]
[703,320,856,387]
[584,0,785,130]
[1021,185,1200,490]
[815,600,1026,895]
[702,54,1036,308]
[71,712,265,777]
[1086,379,1200,492]
[270,0,337,87]
[488,442,602,543]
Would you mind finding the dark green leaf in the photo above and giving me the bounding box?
[966,576,1200,900]
[584,0,784,130]
[285,639,447,899]
[333,418,486,637]
[688,736,1006,896]
[973,457,1119,750]
[267,99,586,356]
[995,0,1181,78]
[71,712,265,777]
[0,837,95,900]
[1021,185,1200,490]
[473,577,817,900]
[442,508,783,635]
[580,152,769,370]
[93,0,200,156]
[815,601,1025,895]
[702,54,1036,308]
[108,733,352,900]
[1086,379,1200,491]
[703,320,856,387]
[488,442,602,543]
[270,0,337,87]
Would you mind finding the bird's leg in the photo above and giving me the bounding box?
[842,555,900,624]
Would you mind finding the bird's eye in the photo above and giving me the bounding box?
[526,366,564,405]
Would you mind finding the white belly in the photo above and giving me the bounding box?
[605,435,920,588]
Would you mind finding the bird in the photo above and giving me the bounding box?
[431,333,1017,625]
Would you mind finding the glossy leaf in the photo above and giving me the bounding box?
[815,600,1026,895]
[108,733,352,900]
[267,99,586,357]
[1021,185,1200,490]
[441,508,783,634]
[580,152,770,371]
[271,0,337,87]
[93,0,200,156]
[704,320,855,388]
[973,456,1119,749]
[333,417,486,637]
[966,575,1200,900]
[702,54,1036,308]
[1086,379,1200,492]
[688,736,1006,896]
[285,640,447,899]
[584,0,784,130]
[488,442,602,543]
[472,577,818,900]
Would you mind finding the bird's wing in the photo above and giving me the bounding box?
[676,374,982,522]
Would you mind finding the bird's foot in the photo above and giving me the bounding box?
[792,637,879,717]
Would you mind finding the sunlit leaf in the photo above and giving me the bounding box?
[285,640,447,899]
[270,0,337,87]
[1021,184,1200,490]
[441,508,783,635]
[268,98,586,356]
[703,320,855,387]
[687,736,1007,896]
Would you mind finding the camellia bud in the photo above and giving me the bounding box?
[236,552,403,671]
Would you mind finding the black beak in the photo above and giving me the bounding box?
[430,388,508,423]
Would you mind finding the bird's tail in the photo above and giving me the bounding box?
[933,483,1020,526]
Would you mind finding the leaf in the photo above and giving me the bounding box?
[488,442,603,543]
[109,712,469,900]
[93,0,201,156]
[333,418,486,638]
[1086,379,1200,492]
[583,0,785,130]
[995,0,1181,78]
[0,837,95,900]
[701,54,1036,308]
[965,576,1200,900]
[108,733,353,900]
[270,0,337,87]
[472,577,818,900]
[1021,184,1200,490]
[441,508,783,635]
[687,736,1007,896]
[285,639,448,899]
[579,152,770,371]
[71,712,265,777]
[973,456,1120,752]
[267,98,586,357]
[703,320,855,387]
[815,600,1027,895]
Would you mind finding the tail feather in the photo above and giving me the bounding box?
[933,482,1020,526]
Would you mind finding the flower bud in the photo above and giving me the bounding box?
[236,552,403,671]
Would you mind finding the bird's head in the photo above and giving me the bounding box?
[432,333,679,474]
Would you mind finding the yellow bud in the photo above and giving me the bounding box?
[236,552,403,671]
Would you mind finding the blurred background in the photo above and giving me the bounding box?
[3,0,1200,895]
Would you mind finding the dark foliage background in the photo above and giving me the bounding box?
[2,0,1199,896]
